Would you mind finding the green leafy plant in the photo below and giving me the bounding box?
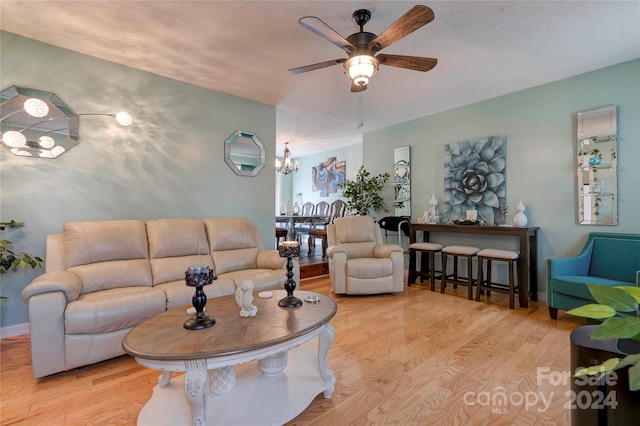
[568,284,640,391]
[0,220,43,275]
[338,165,390,216]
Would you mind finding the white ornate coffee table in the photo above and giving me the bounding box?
[122,290,336,426]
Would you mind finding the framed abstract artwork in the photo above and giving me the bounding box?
[443,135,506,225]
[312,157,346,197]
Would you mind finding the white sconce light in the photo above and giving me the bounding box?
[275,142,299,175]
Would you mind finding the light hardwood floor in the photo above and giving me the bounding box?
[1,276,584,425]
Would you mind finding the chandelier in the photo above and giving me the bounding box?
[275,142,299,175]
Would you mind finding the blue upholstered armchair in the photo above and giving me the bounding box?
[546,232,640,319]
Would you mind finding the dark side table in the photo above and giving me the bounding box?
[570,325,640,426]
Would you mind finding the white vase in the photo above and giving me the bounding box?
[513,201,528,227]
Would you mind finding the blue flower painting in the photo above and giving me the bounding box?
[443,135,506,225]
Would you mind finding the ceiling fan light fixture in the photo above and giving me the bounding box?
[346,55,378,86]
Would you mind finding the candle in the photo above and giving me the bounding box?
[187,265,210,274]
[282,240,299,249]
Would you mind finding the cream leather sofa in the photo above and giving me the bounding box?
[21,217,296,378]
[326,216,405,295]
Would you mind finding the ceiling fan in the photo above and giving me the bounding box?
[288,5,438,92]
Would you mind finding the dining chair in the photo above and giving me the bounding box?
[308,199,346,258]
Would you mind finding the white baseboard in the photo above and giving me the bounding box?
[537,292,546,303]
[1,323,30,339]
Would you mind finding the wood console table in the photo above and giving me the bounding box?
[409,223,539,308]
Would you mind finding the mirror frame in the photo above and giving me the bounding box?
[393,146,411,216]
[224,130,265,177]
[576,105,618,225]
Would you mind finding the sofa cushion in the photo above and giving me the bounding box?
[589,237,640,282]
[147,218,210,258]
[204,218,260,274]
[156,278,237,310]
[68,259,152,294]
[64,220,148,267]
[550,275,632,301]
[347,257,393,279]
[334,217,377,258]
[146,218,214,285]
[65,286,166,334]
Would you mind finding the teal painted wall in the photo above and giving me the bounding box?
[363,59,640,295]
[284,143,363,209]
[0,32,276,329]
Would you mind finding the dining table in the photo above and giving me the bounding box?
[409,223,539,308]
[276,214,330,236]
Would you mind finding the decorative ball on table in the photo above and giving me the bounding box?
[183,265,216,330]
[277,240,303,308]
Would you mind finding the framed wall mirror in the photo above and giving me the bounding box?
[577,105,617,225]
[224,130,265,177]
[393,146,411,216]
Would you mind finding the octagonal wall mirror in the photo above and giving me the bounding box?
[224,130,265,176]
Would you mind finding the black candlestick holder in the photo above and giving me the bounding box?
[278,242,303,308]
[183,266,216,330]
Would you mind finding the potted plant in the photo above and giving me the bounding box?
[338,165,390,216]
[1,221,43,300]
[567,284,640,391]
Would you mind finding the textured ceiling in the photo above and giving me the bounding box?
[1,1,638,157]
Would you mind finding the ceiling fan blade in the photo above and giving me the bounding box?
[376,54,438,72]
[368,5,435,53]
[288,58,346,74]
[299,17,356,54]
[351,82,367,93]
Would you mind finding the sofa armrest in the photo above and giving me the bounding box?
[21,270,83,304]
[547,250,592,278]
[256,250,286,270]
[27,292,67,378]
[373,244,404,259]
[327,245,347,259]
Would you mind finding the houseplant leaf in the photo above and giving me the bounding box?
[592,316,640,340]
[567,304,616,319]
[587,284,638,313]
[628,359,640,391]
[574,357,621,377]
[615,286,640,303]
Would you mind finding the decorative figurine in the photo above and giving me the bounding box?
[235,280,258,317]
[426,194,440,224]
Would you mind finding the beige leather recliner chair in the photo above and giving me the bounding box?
[326,216,405,295]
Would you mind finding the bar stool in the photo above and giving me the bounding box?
[408,242,443,291]
[441,245,480,300]
[475,248,520,309]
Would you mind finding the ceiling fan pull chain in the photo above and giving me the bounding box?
[356,92,364,129]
